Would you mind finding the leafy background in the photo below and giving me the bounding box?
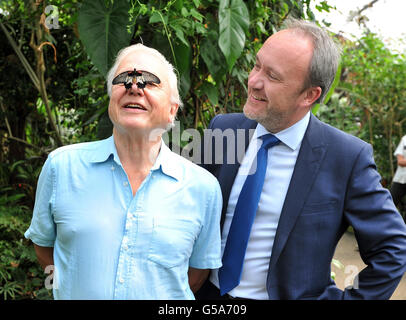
[0,0,405,299]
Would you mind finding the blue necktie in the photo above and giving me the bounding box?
[218,134,280,295]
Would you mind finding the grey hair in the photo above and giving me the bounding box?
[282,18,342,105]
[106,43,183,108]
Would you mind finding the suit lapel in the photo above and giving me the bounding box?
[268,115,327,271]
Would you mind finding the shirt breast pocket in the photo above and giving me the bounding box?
[148,216,201,268]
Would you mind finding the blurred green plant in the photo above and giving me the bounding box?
[317,92,362,138]
[327,32,406,186]
[0,197,52,299]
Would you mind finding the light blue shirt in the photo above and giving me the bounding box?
[25,136,222,300]
[210,112,310,299]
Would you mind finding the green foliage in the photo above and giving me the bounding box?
[316,31,406,186]
[8,158,44,207]
[77,0,135,76]
[317,93,362,138]
[218,0,249,71]
[333,32,406,185]
[0,198,52,300]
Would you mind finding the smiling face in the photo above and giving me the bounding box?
[243,29,321,133]
[108,50,179,137]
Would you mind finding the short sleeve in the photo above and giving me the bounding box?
[24,156,56,247]
[394,136,406,156]
[189,179,223,269]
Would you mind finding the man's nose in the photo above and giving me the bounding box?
[128,82,144,95]
[247,70,264,90]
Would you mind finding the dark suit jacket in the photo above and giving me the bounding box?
[200,112,406,299]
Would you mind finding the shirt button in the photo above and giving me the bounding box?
[111,165,115,171]
[123,181,129,187]
[123,244,129,250]
[119,278,124,283]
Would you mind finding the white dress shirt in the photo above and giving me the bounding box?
[210,112,311,299]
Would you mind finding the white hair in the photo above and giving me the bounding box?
[106,43,182,108]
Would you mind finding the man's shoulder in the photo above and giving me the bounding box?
[209,113,257,130]
[48,138,111,161]
[311,115,369,150]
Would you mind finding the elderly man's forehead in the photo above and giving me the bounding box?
[116,50,167,79]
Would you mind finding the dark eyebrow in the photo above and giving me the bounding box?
[255,55,261,65]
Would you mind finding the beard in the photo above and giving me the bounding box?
[243,100,288,134]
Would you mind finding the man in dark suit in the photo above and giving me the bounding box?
[195,18,406,300]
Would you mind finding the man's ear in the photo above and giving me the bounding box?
[169,103,179,123]
[301,86,322,108]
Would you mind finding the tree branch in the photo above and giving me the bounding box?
[6,136,47,154]
[357,0,380,16]
[0,98,47,155]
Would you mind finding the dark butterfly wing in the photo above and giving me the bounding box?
[140,71,161,85]
[112,71,131,85]
[112,69,161,90]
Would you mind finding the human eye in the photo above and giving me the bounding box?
[147,81,159,86]
[267,71,280,81]
[143,81,160,90]
[268,73,277,80]
[139,71,161,89]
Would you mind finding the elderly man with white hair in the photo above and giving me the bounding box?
[25,44,222,300]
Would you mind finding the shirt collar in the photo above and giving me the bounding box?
[88,136,181,181]
[256,111,310,151]
[89,136,121,165]
[151,140,183,181]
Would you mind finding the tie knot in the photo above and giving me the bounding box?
[260,134,280,150]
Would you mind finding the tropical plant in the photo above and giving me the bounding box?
[336,32,406,185]
[0,196,52,299]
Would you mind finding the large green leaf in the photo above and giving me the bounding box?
[148,32,191,100]
[174,42,192,99]
[77,0,133,76]
[218,0,249,71]
[201,29,227,83]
